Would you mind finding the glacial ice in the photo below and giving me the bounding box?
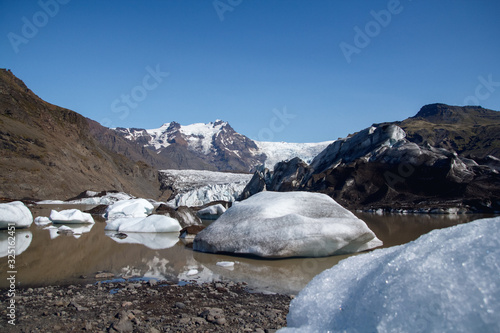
[34,216,52,226]
[193,191,382,258]
[0,201,33,229]
[279,216,500,333]
[105,198,154,219]
[50,209,95,224]
[197,204,226,218]
[105,215,181,233]
[37,191,135,205]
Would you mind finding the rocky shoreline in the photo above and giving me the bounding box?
[0,279,292,332]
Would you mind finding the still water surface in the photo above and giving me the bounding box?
[0,204,494,294]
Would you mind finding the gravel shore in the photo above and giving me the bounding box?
[0,280,292,332]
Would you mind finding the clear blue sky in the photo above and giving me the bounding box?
[1,0,499,143]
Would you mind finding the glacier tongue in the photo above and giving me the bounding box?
[160,169,253,207]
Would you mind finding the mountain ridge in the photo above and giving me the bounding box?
[0,69,163,201]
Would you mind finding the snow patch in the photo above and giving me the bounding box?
[280,216,500,332]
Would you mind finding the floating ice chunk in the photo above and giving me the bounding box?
[0,201,33,229]
[194,191,382,258]
[34,216,52,226]
[197,204,226,216]
[279,216,500,333]
[105,199,154,219]
[216,261,235,267]
[187,269,199,276]
[50,209,94,224]
[105,215,181,233]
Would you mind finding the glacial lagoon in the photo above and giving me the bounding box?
[0,204,494,294]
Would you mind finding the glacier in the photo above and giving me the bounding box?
[193,191,382,258]
[279,216,500,333]
[161,169,252,207]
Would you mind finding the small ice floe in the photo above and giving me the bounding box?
[216,261,235,268]
[49,209,94,224]
[105,199,154,219]
[197,204,226,220]
[34,216,52,226]
[0,201,33,229]
[216,261,235,270]
[186,269,199,276]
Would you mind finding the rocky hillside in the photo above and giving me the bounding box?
[0,69,162,200]
[396,103,500,159]
[241,114,500,213]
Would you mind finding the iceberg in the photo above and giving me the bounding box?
[34,216,52,226]
[279,216,500,333]
[105,215,181,233]
[105,198,154,219]
[197,204,226,220]
[45,224,94,239]
[0,201,33,229]
[193,191,382,258]
[49,209,95,224]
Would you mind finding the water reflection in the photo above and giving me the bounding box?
[0,204,495,294]
[45,223,94,239]
[0,230,32,257]
[105,231,179,250]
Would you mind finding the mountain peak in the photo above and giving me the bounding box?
[412,103,498,125]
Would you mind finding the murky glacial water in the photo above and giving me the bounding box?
[0,204,494,294]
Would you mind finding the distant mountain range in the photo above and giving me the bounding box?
[113,122,332,172]
[1,69,499,211]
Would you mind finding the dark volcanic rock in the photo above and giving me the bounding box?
[241,122,500,213]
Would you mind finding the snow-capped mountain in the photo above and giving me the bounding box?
[114,120,332,172]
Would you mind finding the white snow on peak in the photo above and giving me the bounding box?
[280,216,500,332]
[142,121,228,153]
[254,140,334,169]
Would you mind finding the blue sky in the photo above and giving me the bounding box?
[1,0,499,143]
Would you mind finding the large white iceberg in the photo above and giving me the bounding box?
[50,209,94,224]
[0,201,33,229]
[193,191,382,258]
[279,216,500,333]
[105,215,181,233]
[105,198,154,219]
